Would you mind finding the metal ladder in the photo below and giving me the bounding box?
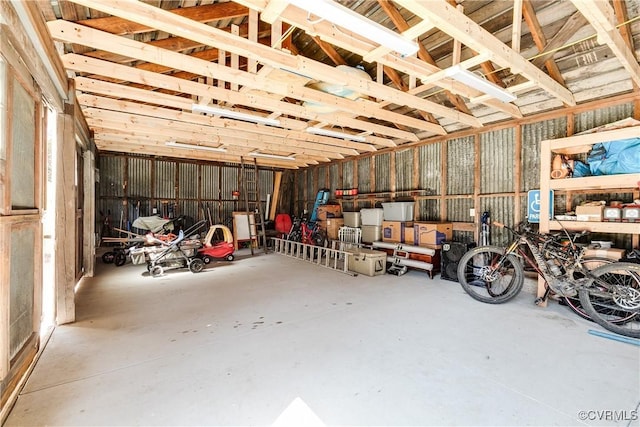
[272,238,356,275]
[240,157,268,255]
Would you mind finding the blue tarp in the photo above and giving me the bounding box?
[572,137,640,177]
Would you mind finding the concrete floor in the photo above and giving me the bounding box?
[4,249,640,426]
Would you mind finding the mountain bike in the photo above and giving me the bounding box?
[456,221,640,338]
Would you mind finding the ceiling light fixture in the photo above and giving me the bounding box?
[248,152,296,161]
[306,126,367,142]
[166,141,227,152]
[288,0,419,57]
[444,65,517,103]
[192,104,281,126]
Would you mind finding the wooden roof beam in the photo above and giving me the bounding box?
[394,0,575,106]
[48,20,438,136]
[61,53,415,142]
[522,0,566,86]
[377,0,472,115]
[63,0,463,131]
[77,94,353,158]
[569,0,640,87]
[311,36,439,125]
[76,2,250,35]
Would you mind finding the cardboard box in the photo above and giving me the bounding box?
[316,204,342,221]
[584,247,626,260]
[382,221,406,243]
[575,205,604,222]
[324,218,344,240]
[413,222,453,246]
[345,248,387,276]
[404,226,415,245]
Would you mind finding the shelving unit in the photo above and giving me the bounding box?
[539,126,640,236]
[538,125,640,304]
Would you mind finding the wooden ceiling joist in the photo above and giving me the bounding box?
[570,0,640,87]
[60,0,472,132]
[258,2,522,120]
[61,53,416,144]
[77,94,363,157]
[48,19,443,136]
[76,2,250,36]
[394,0,576,106]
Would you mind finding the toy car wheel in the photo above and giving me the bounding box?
[150,265,163,277]
[102,251,115,264]
[202,256,211,264]
[226,254,234,261]
[114,252,127,267]
[189,258,204,273]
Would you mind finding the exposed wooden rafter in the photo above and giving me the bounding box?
[394,0,576,106]
[570,0,640,86]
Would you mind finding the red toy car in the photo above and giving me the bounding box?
[197,225,235,264]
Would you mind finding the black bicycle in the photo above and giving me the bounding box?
[456,221,640,338]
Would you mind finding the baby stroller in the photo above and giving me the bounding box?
[132,229,204,277]
[197,224,235,264]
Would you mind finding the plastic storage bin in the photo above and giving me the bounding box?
[345,248,387,276]
[343,211,361,228]
[360,208,384,226]
[361,225,382,243]
[381,202,415,221]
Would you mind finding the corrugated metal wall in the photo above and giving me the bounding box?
[329,163,339,196]
[480,128,514,194]
[97,155,275,235]
[395,148,413,191]
[343,160,354,188]
[357,157,371,194]
[521,117,567,192]
[574,103,634,133]
[418,143,441,195]
[446,137,473,195]
[480,196,515,246]
[374,153,391,193]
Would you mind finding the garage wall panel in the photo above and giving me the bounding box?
[419,143,441,195]
[446,137,473,195]
[201,164,219,200]
[574,103,634,133]
[179,163,198,200]
[154,160,175,200]
[374,153,391,193]
[480,128,514,194]
[99,156,124,198]
[357,157,371,194]
[395,149,413,192]
[521,118,567,192]
[479,196,514,246]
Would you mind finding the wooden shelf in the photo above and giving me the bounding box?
[538,126,640,304]
[540,126,640,235]
[549,174,640,191]
[548,221,639,234]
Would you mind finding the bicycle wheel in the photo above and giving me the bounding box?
[114,252,127,267]
[579,262,640,338]
[561,257,637,323]
[457,246,524,304]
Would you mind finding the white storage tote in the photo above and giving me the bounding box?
[381,202,415,221]
[360,208,384,226]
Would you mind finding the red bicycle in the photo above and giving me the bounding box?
[287,216,327,246]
